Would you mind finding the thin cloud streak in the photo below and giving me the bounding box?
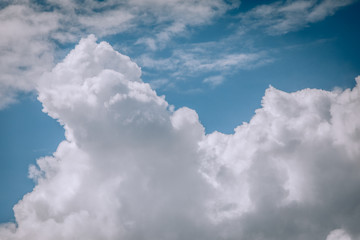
[240,0,356,35]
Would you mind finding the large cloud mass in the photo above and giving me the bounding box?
[1,36,360,240]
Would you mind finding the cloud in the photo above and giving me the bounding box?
[0,4,59,107]
[148,79,173,90]
[327,229,352,240]
[203,75,225,87]
[0,35,214,240]
[178,51,268,72]
[1,0,355,108]
[0,0,236,109]
[193,52,267,71]
[137,49,271,84]
[132,0,239,50]
[1,36,360,240]
[241,0,355,35]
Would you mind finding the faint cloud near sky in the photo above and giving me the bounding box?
[239,0,356,35]
[0,0,356,108]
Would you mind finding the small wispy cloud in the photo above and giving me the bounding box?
[149,78,173,90]
[203,75,225,87]
[240,0,356,35]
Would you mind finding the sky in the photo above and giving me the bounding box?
[0,0,360,239]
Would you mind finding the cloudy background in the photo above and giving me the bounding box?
[1,0,360,239]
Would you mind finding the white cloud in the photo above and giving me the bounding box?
[0,0,237,109]
[0,36,214,240]
[203,75,225,87]
[241,0,355,35]
[326,229,353,240]
[132,0,239,50]
[137,50,271,83]
[148,78,172,90]
[307,0,355,22]
[1,36,360,240]
[77,9,134,37]
[1,0,354,108]
[195,52,267,70]
[0,4,59,107]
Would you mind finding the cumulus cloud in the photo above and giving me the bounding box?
[1,36,360,240]
[0,35,214,240]
[199,82,360,239]
[241,0,356,35]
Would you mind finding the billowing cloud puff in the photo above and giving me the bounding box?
[1,36,360,240]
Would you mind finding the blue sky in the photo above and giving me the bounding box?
[1,0,360,239]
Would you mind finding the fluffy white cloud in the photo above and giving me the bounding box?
[1,36,360,240]
[199,82,360,239]
[0,35,214,240]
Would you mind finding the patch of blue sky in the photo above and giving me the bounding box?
[0,94,65,223]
